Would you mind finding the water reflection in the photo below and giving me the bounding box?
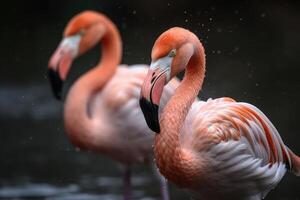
[0,175,156,200]
[0,183,78,199]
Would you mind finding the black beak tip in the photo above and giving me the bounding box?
[139,97,161,133]
[47,68,63,100]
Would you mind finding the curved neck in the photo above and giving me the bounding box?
[81,20,122,91]
[155,40,205,186]
[64,19,121,150]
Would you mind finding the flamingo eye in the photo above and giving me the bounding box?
[78,29,86,36]
[168,49,176,57]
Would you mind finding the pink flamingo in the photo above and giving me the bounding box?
[139,27,300,200]
[47,11,178,200]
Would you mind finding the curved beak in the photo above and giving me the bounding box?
[47,34,81,100]
[47,67,63,100]
[139,68,168,133]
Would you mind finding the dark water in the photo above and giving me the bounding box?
[1,1,300,199]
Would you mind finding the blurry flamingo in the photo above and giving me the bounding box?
[47,11,178,200]
[139,27,300,200]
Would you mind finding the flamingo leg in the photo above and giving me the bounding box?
[123,165,132,200]
[158,172,170,200]
[151,163,170,200]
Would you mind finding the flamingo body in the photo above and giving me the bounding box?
[139,27,300,200]
[157,97,291,199]
[48,11,178,200]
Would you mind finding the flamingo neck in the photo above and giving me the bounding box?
[155,41,206,187]
[81,21,122,92]
[64,20,121,150]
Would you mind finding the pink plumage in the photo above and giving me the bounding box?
[48,11,179,200]
[139,27,300,200]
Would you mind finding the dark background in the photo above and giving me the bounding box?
[0,0,300,199]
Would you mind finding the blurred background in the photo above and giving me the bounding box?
[1,0,300,199]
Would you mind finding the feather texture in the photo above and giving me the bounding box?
[179,98,291,199]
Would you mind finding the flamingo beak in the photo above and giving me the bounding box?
[47,67,64,100]
[47,34,81,100]
[139,68,167,133]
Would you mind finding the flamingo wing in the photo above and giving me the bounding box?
[180,97,292,198]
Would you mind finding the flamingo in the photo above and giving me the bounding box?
[47,11,179,200]
[139,27,300,200]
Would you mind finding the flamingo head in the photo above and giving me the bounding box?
[48,11,107,99]
[140,27,197,133]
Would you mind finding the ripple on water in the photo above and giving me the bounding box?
[95,176,151,187]
[46,193,122,200]
[0,183,79,198]
[0,178,158,200]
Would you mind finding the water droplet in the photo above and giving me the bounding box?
[233,46,239,52]
[121,22,127,30]
[75,147,81,152]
